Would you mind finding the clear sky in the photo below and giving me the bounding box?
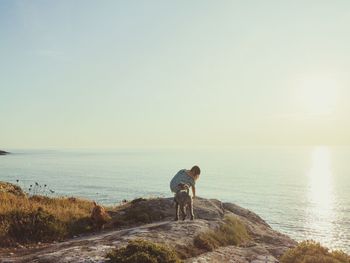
[1,1,350,149]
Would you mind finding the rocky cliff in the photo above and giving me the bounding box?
[0,197,296,263]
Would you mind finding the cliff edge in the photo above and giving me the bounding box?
[0,197,296,263]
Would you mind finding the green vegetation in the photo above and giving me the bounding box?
[0,182,97,247]
[107,239,182,263]
[193,215,249,251]
[280,240,350,263]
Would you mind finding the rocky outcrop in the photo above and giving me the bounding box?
[0,197,296,263]
[0,181,26,197]
[0,150,9,155]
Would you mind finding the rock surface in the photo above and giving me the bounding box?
[0,197,296,263]
[0,150,9,155]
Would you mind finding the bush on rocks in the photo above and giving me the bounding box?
[107,239,182,263]
[280,240,350,263]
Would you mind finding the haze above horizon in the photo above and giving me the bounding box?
[1,1,350,148]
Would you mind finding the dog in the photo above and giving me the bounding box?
[174,183,194,221]
[91,201,111,230]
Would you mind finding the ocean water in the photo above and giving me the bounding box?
[0,146,349,253]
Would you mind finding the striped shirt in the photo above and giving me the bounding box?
[170,169,195,193]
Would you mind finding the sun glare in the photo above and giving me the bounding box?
[298,76,338,116]
[307,146,333,207]
[306,146,336,246]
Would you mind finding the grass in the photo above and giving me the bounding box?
[0,182,166,247]
[0,183,97,247]
[280,240,350,263]
[107,239,182,263]
[0,181,25,197]
[193,215,249,252]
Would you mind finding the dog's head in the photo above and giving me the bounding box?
[178,183,189,190]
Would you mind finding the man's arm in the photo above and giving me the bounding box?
[192,185,196,199]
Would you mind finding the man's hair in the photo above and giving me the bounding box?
[190,165,201,177]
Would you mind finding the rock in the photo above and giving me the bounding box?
[0,150,9,155]
[0,181,26,197]
[0,197,297,263]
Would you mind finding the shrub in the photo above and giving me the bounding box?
[0,190,97,247]
[68,217,93,236]
[194,215,249,251]
[280,240,350,263]
[0,208,67,245]
[107,239,182,263]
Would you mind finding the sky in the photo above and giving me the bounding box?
[1,0,350,149]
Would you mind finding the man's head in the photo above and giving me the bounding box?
[190,165,201,180]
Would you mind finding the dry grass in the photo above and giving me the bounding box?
[0,191,96,246]
[280,240,350,263]
[0,192,94,221]
[193,215,249,252]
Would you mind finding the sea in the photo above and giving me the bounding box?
[0,146,349,253]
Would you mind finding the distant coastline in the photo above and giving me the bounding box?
[0,150,9,155]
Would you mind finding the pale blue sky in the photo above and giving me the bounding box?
[1,1,350,148]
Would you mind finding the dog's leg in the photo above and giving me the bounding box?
[180,205,187,221]
[175,202,180,221]
[189,199,194,220]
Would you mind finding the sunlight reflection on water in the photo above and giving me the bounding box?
[306,146,337,248]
